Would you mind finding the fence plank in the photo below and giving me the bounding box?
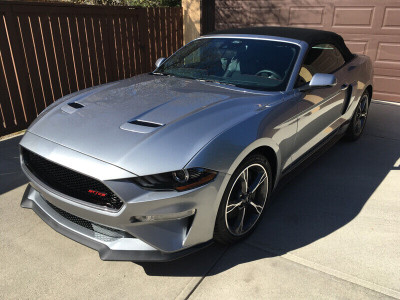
[154,8,162,61]
[160,8,167,58]
[133,14,145,74]
[30,14,55,106]
[95,16,108,84]
[77,15,93,87]
[40,14,63,101]
[0,2,183,136]
[83,16,99,86]
[59,14,79,93]
[177,8,183,48]
[147,8,156,70]
[126,16,136,76]
[120,16,131,78]
[68,14,86,90]
[106,15,118,82]
[49,15,70,96]
[113,16,124,79]
[165,8,172,57]
[171,7,178,51]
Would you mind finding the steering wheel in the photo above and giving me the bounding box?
[255,69,282,80]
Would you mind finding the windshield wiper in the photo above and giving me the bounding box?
[197,78,272,92]
[196,78,238,87]
[151,72,171,77]
[151,72,197,80]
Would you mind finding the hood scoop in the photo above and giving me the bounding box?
[120,119,164,133]
[61,102,85,114]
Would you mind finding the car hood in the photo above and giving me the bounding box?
[28,74,283,176]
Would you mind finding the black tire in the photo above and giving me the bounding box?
[345,89,370,141]
[214,154,273,244]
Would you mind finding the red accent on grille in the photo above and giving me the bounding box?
[88,189,107,197]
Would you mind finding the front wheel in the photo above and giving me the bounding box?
[214,154,273,244]
[345,90,370,141]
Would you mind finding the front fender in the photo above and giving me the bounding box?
[186,126,281,176]
[185,111,283,206]
[186,93,299,192]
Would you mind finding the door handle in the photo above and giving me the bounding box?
[341,84,349,90]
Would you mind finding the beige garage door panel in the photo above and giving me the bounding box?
[373,68,400,101]
[342,33,400,101]
[214,0,400,102]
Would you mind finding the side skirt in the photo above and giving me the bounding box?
[277,121,349,189]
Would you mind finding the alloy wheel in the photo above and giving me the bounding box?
[354,94,369,135]
[225,163,269,236]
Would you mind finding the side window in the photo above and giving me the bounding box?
[296,44,345,87]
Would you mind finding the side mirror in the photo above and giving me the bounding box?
[299,73,337,92]
[155,57,166,69]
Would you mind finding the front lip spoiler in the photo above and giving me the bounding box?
[20,185,213,262]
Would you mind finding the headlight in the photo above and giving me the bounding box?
[131,168,217,192]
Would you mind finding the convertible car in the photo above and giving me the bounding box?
[20,27,373,261]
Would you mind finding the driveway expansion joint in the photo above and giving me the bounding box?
[244,241,400,299]
[176,246,229,300]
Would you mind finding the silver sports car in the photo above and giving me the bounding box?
[20,27,373,261]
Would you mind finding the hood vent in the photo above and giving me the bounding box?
[128,120,163,128]
[61,102,85,114]
[68,102,84,109]
[120,119,165,134]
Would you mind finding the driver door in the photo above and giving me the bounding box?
[291,44,350,163]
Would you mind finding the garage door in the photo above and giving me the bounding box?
[211,0,400,102]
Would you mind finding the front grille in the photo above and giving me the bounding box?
[22,148,124,210]
[46,200,133,242]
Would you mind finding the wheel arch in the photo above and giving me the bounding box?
[224,138,281,190]
[245,146,278,187]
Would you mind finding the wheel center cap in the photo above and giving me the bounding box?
[242,194,251,203]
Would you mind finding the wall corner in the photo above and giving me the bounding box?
[182,0,201,44]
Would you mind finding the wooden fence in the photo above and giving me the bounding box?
[0,1,183,136]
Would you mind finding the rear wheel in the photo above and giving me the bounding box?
[214,154,273,244]
[346,90,370,141]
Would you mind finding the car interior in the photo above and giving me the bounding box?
[160,38,300,91]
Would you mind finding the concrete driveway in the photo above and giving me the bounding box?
[1,101,399,299]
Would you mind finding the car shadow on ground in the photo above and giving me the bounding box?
[139,108,400,276]
[0,136,27,195]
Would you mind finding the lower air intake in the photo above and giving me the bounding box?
[46,200,133,242]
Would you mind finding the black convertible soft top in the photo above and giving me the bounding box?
[210,26,354,62]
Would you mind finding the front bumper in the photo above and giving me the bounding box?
[21,185,212,261]
[19,132,229,261]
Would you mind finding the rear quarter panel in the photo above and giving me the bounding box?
[345,54,373,115]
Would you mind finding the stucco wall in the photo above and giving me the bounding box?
[182,0,201,44]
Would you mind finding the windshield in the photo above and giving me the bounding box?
[155,38,300,92]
